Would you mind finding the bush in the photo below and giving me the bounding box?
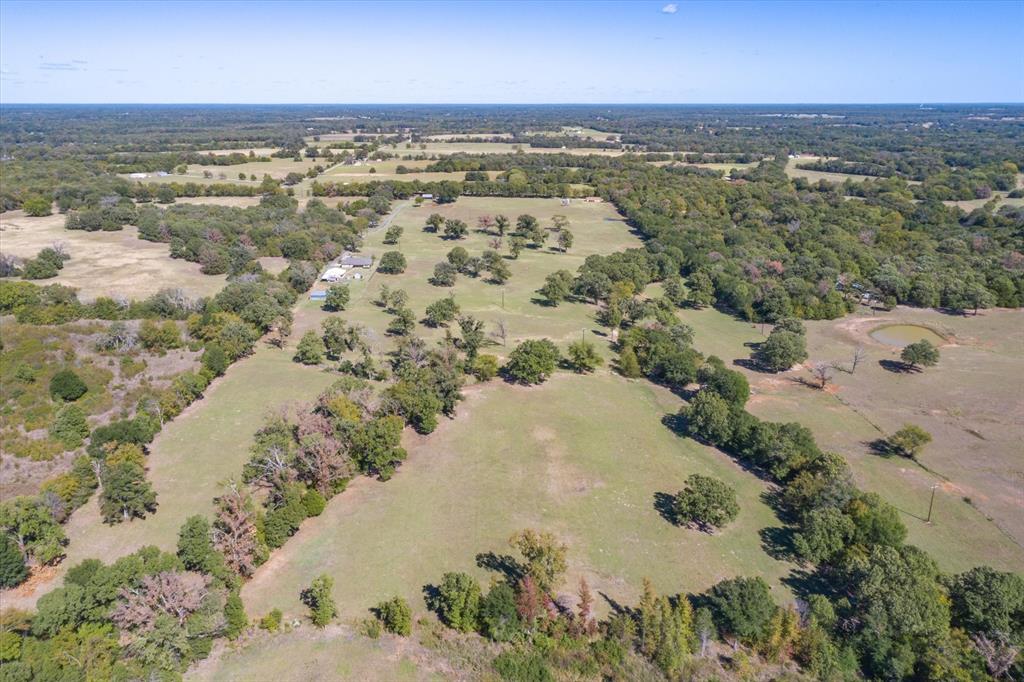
[377,251,406,274]
[49,369,87,402]
[472,354,499,382]
[425,296,459,327]
[138,319,182,352]
[259,608,283,632]
[493,650,554,682]
[503,339,560,385]
[201,343,229,376]
[567,340,603,373]
[431,261,458,286]
[301,574,337,627]
[21,258,59,280]
[302,489,327,516]
[886,424,932,458]
[708,576,777,646]
[756,329,807,372]
[375,596,412,636]
[49,404,89,449]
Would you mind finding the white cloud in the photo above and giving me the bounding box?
[661,3,678,14]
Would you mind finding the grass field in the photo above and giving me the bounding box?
[672,303,1024,572]
[1,346,337,611]
[240,372,795,622]
[188,624,453,682]
[0,210,226,301]
[296,197,642,357]
[318,159,495,185]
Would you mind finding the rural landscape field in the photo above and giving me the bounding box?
[1,1,1022,681]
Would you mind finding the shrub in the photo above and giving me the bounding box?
[431,261,458,286]
[567,340,603,373]
[49,404,90,449]
[503,339,560,385]
[49,369,87,401]
[301,574,337,627]
[21,258,59,280]
[201,343,229,376]
[383,225,403,244]
[22,195,52,217]
[302,489,327,517]
[375,596,412,636]
[377,251,406,274]
[493,650,554,682]
[425,296,459,327]
[259,608,283,632]
[756,329,807,372]
[708,576,777,646]
[886,424,932,458]
[471,354,499,382]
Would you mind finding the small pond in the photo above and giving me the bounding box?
[869,324,945,348]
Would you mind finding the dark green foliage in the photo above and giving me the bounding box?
[949,566,1024,639]
[619,324,700,388]
[375,596,412,636]
[263,483,309,549]
[323,284,350,311]
[0,534,28,588]
[493,649,554,682]
[698,357,750,407]
[479,582,521,642]
[87,414,159,458]
[378,251,406,274]
[707,576,777,646]
[224,591,247,639]
[49,404,89,449]
[201,343,229,376]
[301,574,336,627]
[302,489,327,517]
[425,297,459,327]
[99,461,157,524]
[901,339,940,370]
[503,339,560,385]
[352,415,407,480]
[176,515,227,578]
[680,390,733,444]
[431,572,481,632]
[49,368,87,401]
[756,329,808,372]
[432,261,458,286]
[673,474,739,531]
[538,270,574,306]
[294,330,325,365]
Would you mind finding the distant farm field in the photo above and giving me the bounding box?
[0,210,225,301]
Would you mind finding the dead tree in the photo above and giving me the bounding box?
[811,362,834,389]
[850,346,866,374]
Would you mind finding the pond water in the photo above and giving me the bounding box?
[870,324,946,348]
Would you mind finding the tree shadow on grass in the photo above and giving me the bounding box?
[759,526,798,562]
[879,359,915,374]
[661,412,687,437]
[421,583,441,614]
[475,551,524,584]
[654,491,679,526]
[599,591,632,617]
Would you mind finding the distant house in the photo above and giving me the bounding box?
[339,254,373,268]
[321,267,347,282]
[419,193,434,200]
[129,172,148,179]
[310,291,327,301]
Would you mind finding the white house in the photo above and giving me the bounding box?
[321,266,347,282]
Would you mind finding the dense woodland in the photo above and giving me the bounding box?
[1,105,1022,681]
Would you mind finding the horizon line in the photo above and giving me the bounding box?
[2,101,1023,107]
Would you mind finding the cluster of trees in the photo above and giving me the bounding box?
[3,243,71,281]
[660,350,1023,679]
[1,523,249,679]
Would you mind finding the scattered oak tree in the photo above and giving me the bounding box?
[673,474,740,532]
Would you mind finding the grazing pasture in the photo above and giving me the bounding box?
[674,303,1024,572]
[240,372,795,622]
[296,197,642,357]
[0,210,225,300]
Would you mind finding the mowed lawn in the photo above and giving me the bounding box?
[240,372,795,622]
[296,197,642,361]
[675,304,1024,573]
[0,210,226,301]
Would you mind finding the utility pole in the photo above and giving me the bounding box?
[926,484,938,524]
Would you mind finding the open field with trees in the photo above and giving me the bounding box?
[0,210,226,300]
[1,102,1022,682]
[238,372,794,621]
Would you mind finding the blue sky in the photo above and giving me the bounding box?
[1,0,1021,103]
